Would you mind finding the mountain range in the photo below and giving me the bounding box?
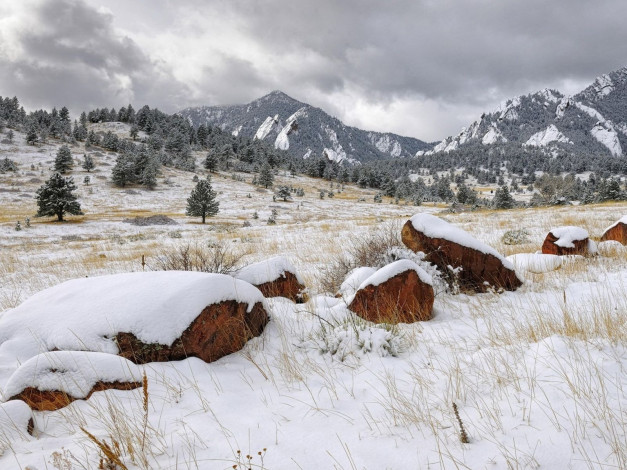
[422,66,627,159]
[180,65,627,165]
[179,91,432,163]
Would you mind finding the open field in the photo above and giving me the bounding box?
[1,131,626,469]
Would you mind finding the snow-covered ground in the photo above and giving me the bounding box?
[1,129,626,469]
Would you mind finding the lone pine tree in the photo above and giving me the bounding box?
[258,162,274,188]
[493,185,516,209]
[275,185,292,201]
[82,154,95,172]
[35,173,83,222]
[186,177,219,223]
[54,145,73,174]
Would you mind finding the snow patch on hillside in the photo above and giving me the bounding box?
[323,126,348,163]
[254,114,279,140]
[482,125,507,145]
[574,102,606,122]
[590,73,614,98]
[274,108,306,151]
[591,123,623,156]
[499,96,522,121]
[370,134,402,157]
[525,125,572,147]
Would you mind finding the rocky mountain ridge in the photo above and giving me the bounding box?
[179,91,432,163]
[420,66,627,159]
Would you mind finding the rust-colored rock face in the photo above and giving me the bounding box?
[401,220,522,293]
[115,300,269,364]
[10,381,141,412]
[541,232,589,256]
[601,222,627,245]
[254,272,307,303]
[349,270,434,323]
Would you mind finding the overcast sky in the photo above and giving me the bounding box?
[1,0,626,141]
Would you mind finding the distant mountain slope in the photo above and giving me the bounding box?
[419,66,627,159]
[179,91,432,163]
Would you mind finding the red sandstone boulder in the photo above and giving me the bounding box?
[236,256,307,302]
[3,351,142,411]
[600,216,627,245]
[401,213,522,293]
[541,226,595,256]
[348,260,434,323]
[115,299,269,364]
[0,272,269,367]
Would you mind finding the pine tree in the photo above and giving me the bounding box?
[204,152,218,172]
[141,159,158,190]
[456,182,477,204]
[35,173,83,222]
[54,145,73,173]
[275,185,292,201]
[492,185,515,209]
[111,155,132,187]
[186,177,219,223]
[258,162,274,188]
[82,154,95,172]
[26,124,38,145]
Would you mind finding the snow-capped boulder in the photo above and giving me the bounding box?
[3,351,142,411]
[401,214,522,293]
[506,253,563,274]
[600,216,627,245]
[0,272,269,365]
[235,256,307,302]
[0,400,34,439]
[541,226,593,256]
[348,260,434,323]
[338,267,377,300]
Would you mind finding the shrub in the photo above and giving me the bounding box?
[502,229,531,245]
[320,221,446,295]
[152,241,250,275]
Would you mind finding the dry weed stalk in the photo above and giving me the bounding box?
[80,426,128,470]
[452,402,469,444]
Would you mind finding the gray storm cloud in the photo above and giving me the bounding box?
[1,0,626,140]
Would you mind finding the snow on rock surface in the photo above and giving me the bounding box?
[0,400,33,440]
[601,215,627,244]
[481,125,507,145]
[590,73,614,98]
[339,267,377,300]
[555,97,573,119]
[402,214,522,292]
[550,226,589,248]
[254,115,279,140]
[2,351,142,401]
[357,259,433,290]
[408,213,512,266]
[574,101,606,122]
[236,256,304,285]
[506,253,563,273]
[273,107,306,151]
[0,272,266,363]
[525,124,572,147]
[349,260,435,323]
[597,240,627,256]
[591,123,623,156]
